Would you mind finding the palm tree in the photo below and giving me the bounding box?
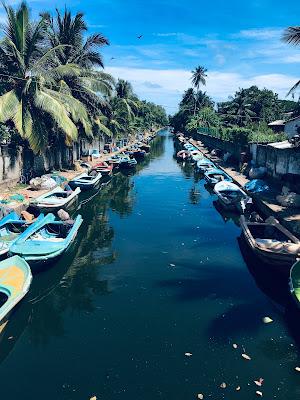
[191,66,207,90]
[43,8,109,68]
[282,26,300,95]
[115,79,138,118]
[0,2,91,153]
[191,66,208,115]
[43,8,114,123]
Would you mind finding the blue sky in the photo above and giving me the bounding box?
[3,0,300,113]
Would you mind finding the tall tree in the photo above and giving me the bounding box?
[0,2,91,152]
[191,65,208,115]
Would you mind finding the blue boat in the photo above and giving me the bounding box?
[119,155,137,169]
[196,158,216,173]
[0,213,45,257]
[9,213,83,265]
[204,167,233,186]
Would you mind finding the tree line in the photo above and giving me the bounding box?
[170,25,300,144]
[0,2,168,153]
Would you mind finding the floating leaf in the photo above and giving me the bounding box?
[185,352,192,357]
[256,391,263,397]
[263,317,273,324]
[295,367,300,372]
[233,343,238,349]
[197,394,204,399]
[220,382,227,389]
[242,353,251,360]
[236,386,241,391]
[90,397,97,400]
[254,378,264,387]
[169,263,175,267]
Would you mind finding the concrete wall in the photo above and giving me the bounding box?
[0,137,105,187]
[250,142,300,179]
[194,132,248,162]
[284,117,300,138]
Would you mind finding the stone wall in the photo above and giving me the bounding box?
[250,143,300,179]
[194,132,248,163]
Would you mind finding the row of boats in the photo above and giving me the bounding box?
[0,135,156,330]
[175,133,300,309]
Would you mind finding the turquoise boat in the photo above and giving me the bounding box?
[10,213,83,264]
[0,255,32,323]
[290,260,300,307]
[0,213,45,256]
[204,167,233,186]
[196,159,216,173]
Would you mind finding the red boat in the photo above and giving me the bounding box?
[93,161,113,175]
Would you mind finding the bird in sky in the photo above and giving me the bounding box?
[110,57,115,60]
[137,35,143,39]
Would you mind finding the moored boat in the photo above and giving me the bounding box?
[30,186,81,211]
[93,161,113,175]
[240,215,300,270]
[177,150,190,160]
[68,172,102,190]
[190,150,203,163]
[119,156,137,169]
[0,255,32,323]
[10,213,83,265]
[290,259,300,307]
[214,181,252,213]
[204,167,233,186]
[0,213,45,256]
[196,159,216,173]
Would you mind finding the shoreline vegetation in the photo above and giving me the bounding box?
[0,2,168,155]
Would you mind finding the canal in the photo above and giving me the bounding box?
[0,129,300,399]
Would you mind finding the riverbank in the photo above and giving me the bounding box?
[0,130,158,215]
[186,136,300,236]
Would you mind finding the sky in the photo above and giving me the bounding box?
[2,0,300,113]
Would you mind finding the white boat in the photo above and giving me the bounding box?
[214,181,252,213]
[30,187,81,211]
[68,172,102,190]
[196,158,216,173]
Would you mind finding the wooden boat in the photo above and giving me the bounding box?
[0,213,45,256]
[190,150,203,163]
[68,172,102,190]
[204,167,233,186]
[30,186,81,211]
[214,181,252,213]
[177,150,190,160]
[290,259,300,307]
[10,213,83,264]
[119,156,137,169]
[0,255,32,323]
[196,159,216,173]
[93,161,113,175]
[240,215,300,269]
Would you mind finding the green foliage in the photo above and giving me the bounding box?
[0,2,167,151]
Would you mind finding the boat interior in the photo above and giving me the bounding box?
[248,224,290,242]
[0,222,28,241]
[29,223,73,242]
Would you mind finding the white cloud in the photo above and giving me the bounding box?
[234,28,283,40]
[106,66,298,113]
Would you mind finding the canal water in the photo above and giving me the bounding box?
[0,130,300,399]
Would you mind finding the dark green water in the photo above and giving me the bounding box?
[1,130,300,399]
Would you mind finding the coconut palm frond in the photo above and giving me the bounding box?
[283,26,300,45]
[0,90,20,122]
[35,90,78,141]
